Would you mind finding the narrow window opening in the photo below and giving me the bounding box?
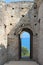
[34,15,36,17]
[12,8,14,10]
[11,16,13,17]
[14,33,16,35]
[36,33,38,36]
[8,34,9,35]
[38,19,40,23]
[34,6,37,9]
[21,8,24,9]
[35,23,37,26]
[10,23,12,25]
[22,15,25,17]
[4,24,6,28]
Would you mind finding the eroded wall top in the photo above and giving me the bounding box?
[0,2,33,34]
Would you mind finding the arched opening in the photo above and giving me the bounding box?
[19,28,33,60]
[20,31,30,60]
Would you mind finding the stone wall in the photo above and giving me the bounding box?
[38,2,43,65]
[0,2,7,65]
[0,0,43,65]
[0,44,7,65]
[6,2,39,62]
[7,36,19,61]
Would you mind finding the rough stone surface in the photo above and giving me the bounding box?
[4,61,39,65]
[0,0,43,65]
[0,44,7,65]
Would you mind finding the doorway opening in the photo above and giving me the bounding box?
[20,31,30,59]
[19,28,33,60]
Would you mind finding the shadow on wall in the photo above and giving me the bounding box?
[8,4,34,35]
[7,3,34,61]
[0,44,7,65]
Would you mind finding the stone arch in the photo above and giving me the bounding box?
[17,28,33,60]
[7,21,39,61]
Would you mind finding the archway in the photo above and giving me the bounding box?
[19,28,33,60]
[20,31,30,60]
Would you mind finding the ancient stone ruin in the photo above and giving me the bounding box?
[0,0,43,65]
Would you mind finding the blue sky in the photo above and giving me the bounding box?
[4,0,34,3]
[21,31,30,51]
[20,31,30,38]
